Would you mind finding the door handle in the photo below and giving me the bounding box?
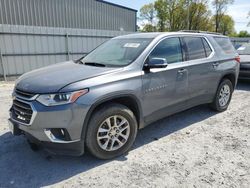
[213,62,219,67]
[178,68,187,74]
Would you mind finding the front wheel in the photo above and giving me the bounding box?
[210,79,233,112]
[86,103,138,159]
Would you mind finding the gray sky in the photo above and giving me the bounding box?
[107,0,250,33]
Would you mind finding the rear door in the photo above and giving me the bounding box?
[182,36,219,105]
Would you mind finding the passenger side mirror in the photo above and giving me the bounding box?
[144,58,168,69]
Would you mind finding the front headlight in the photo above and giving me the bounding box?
[36,89,88,106]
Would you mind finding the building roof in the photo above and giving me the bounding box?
[96,0,137,12]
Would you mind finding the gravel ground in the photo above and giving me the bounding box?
[0,81,249,188]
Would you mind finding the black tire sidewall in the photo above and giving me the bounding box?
[86,103,138,159]
[214,79,233,111]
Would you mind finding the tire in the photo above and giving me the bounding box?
[210,79,233,112]
[85,103,138,159]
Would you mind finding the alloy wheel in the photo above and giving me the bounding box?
[218,84,231,107]
[97,115,130,151]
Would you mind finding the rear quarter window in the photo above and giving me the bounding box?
[213,37,235,54]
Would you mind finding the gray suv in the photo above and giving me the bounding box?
[9,32,239,159]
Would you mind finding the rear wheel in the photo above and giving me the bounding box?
[86,103,138,159]
[210,79,233,112]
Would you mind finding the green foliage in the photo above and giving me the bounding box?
[154,0,168,31]
[212,0,234,32]
[153,0,213,31]
[237,31,250,37]
[140,3,156,24]
[211,14,235,35]
[154,0,187,31]
[139,0,237,36]
[187,1,212,31]
[141,24,157,32]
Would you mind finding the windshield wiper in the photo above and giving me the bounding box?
[74,59,84,64]
[84,62,106,67]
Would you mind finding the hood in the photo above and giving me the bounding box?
[15,61,120,93]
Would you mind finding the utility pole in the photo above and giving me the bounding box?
[186,0,190,30]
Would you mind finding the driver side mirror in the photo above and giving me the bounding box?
[144,58,168,70]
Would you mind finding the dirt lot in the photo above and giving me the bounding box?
[0,81,249,188]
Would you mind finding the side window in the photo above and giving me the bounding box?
[183,37,206,60]
[213,37,235,54]
[149,37,183,64]
[202,38,213,57]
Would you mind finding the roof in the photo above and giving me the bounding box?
[115,32,228,39]
[96,0,137,12]
[116,32,163,39]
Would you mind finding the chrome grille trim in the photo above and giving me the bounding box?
[10,98,37,126]
[14,89,39,101]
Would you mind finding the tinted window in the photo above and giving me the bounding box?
[183,37,206,60]
[202,38,213,57]
[214,37,235,54]
[149,37,182,64]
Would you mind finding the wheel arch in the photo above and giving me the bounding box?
[220,72,237,90]
[81,94,144,142]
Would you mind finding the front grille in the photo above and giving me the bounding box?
[15,89,36,100]
[11,99,33,125]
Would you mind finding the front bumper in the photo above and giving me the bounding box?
[9,98,89,156]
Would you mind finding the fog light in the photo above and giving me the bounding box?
[44,128,74,143]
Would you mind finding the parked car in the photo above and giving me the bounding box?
[9,31,239,159]
[237,43,250,80]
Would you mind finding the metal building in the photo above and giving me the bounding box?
[0,0,137,31]
[0,0,137,80]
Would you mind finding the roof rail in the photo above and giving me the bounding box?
[179,30,222,35]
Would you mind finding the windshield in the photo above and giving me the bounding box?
[237,43,250,55]
[81,38,153,67]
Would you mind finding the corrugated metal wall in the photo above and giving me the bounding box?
[0,24,131,79]
[0,0,137,32]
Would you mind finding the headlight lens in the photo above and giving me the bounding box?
[36,89,88,106]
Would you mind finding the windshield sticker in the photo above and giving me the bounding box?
[124,43,141,48]
[237,46,246,50]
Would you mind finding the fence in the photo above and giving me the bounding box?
[230,37,250,48]
[0,24,131,80]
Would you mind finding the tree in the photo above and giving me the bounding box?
[141,24,157,32]
[211,14,235,35]
[154,0,212,32]
[154,0,187,31]
[238,30,250,37]
[139,0,235,35]
[139,3,157,32]
[217,14,235,35]
[212,0,234,32]
[187,0,212,31]
[140,3,156,25]
[154,0,168,31]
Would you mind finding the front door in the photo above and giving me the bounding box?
[141,37,189,124]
